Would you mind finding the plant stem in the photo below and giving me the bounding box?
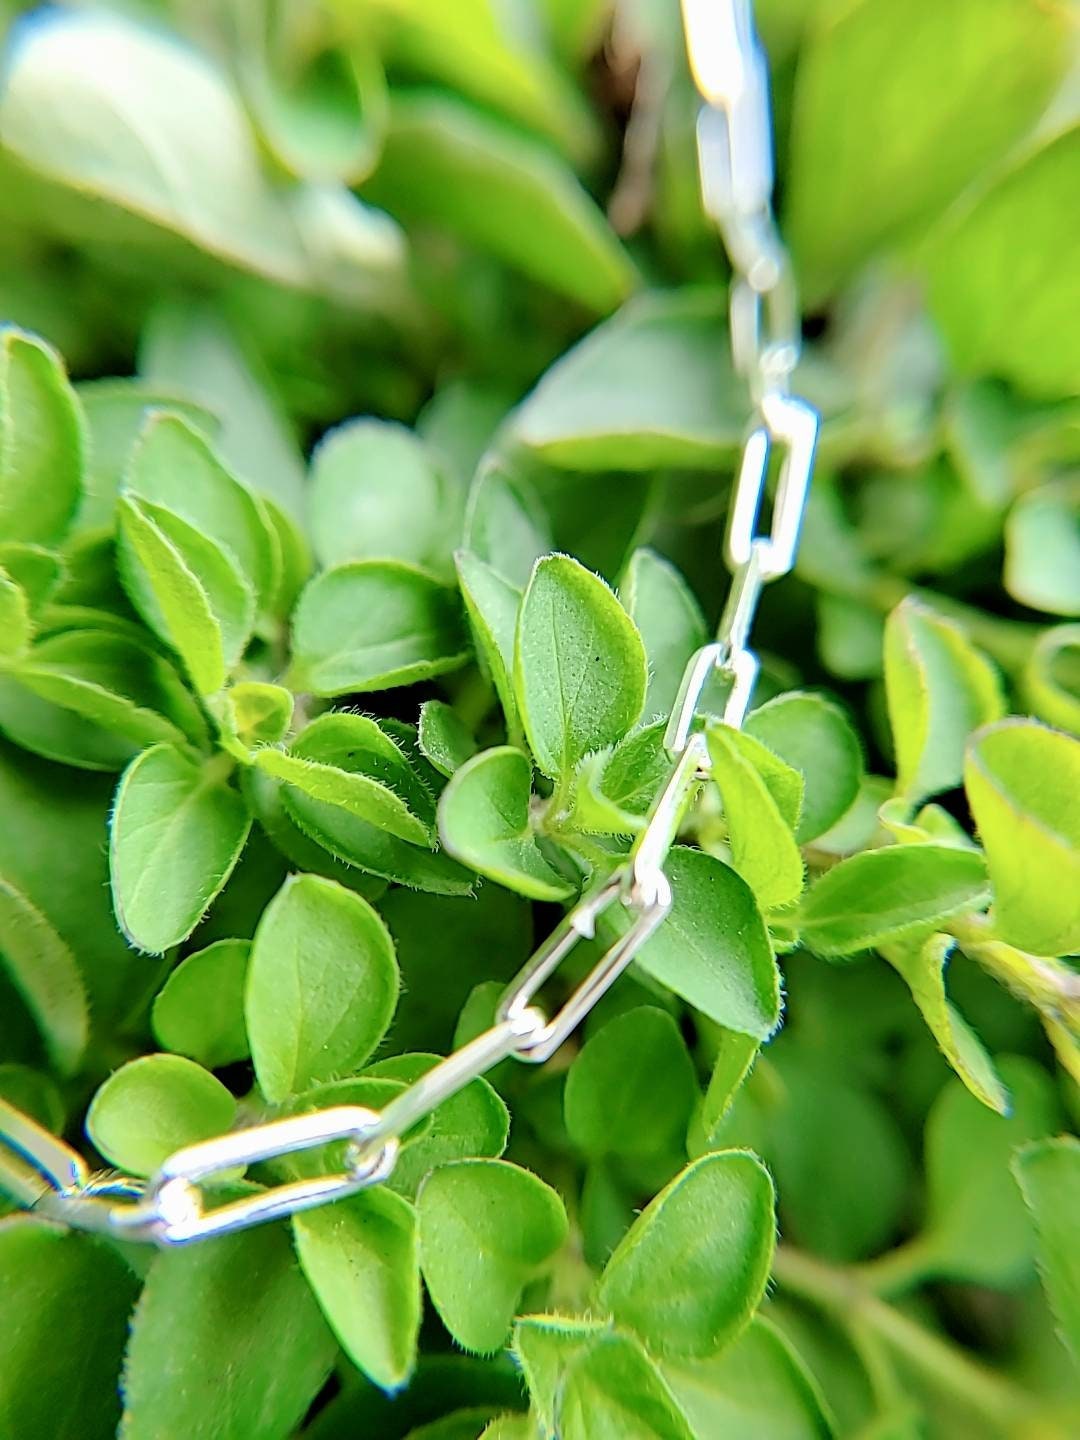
[772,1247,1037,1431]
[948,913,1080,1027]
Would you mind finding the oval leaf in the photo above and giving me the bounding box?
[86,1053,236,1177]
[745,692,863,843]
[151,938,251,1070]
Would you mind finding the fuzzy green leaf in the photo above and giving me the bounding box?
[515,554,647,780]
[621,549,707,720]
[1013,1135,1080,1359]
[744,692,862,843]
[247,874,399,1102]
[291,560,468,696]
[964,718,1080,956]
[564,1007,697,1158]
[417,1158,568,1354]
[513,1314,608,1436]
[294,1186,421,1392]
[455,548,522,734]
[884,599,1003,805]
[596,1151,775,1358]
[0,328,83,544]
[0,872,88,1074]
[418,700,477,778]
[707,723,805,911]
[797,845,990,958]
[121,1224,336,1440]
[151,939,251,1070]
[225,680,293,747]
[558,1333,694,1440]
[573,720,672,835]
[86,1053,236,1177]
[438,746,572,901]
[110,744,251,953]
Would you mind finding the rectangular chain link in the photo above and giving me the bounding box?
[0,0,820,1245]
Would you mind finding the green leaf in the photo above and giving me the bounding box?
[796,845,990,958]
[438,746,572,901]
[110,744,252,953]
[151,939,251,1070]
[699,1031,760,1146]
[255,712,433,846]
[744,692,862,843]
[557,1332,694,1440]
[294,1186,421,1392]
[362,94,634,313]
[308,418,446,572]
[116,494,247,695]
[786,0,1071,301]
[884,599,1003,805]
[564,1007,697,1157]
[621,549,707,720]
[0,871,88,1074]
[224,680,293,747]
[661,1317,834,1440]
[513,1313,608,1435]
[511,291,744,471]
[455,548,522,735]
[965,718,1080,955]
[75,377,220,531]
[1013,1136,1080,1359]
[367,1053,509,1201]
[0,328,83,544]
[596,1151,775,1358]
[417,1158,568,1354]
[464,464,551,590]
[0,542,63,611]
[127,411,278,609]
[86,1053,236,1177]
[1005,479,1080,617]
[707,724,805,911]
[927,126,1080,397]
[882,933,1007,1113]
[515,554,647,780]
[291,560,469,696]
[1024,625,1080,736]
[418,700,477,778]
[631,848,780,1041]
[247,873,399,1102]
[0,568,31,658]
[918,1055,1059,1287]
[0,1221,139,1440]
[121,1224,336,1440]
[573,720,673,835]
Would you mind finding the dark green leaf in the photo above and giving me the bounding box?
[151,939,251,1069]
[247,873,399,1102]
[86,1052,236,1176]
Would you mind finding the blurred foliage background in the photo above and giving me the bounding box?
[0,0,1078,1437]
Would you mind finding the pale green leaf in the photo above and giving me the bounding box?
[1005,479,1080,617]
[1013,1135,1080,1359]
[1023,625,1080,737]
[621,548,707,720]
[0,568,31,658]
[151,939,251,1070]
[224,681,293,747]
[707,723,805,910]
[513,1314,608,1436]
[744,692,862,843]
[0,327,83,544]
[464,464,551,590]
[558,1333,694,1440]
[417,700,477,778]
[86,1053,236,1177]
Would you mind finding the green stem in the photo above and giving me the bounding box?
[772,1247,1037,1431]
[948,914,1080,1026]
[855,1235,937,1299]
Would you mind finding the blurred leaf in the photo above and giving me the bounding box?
[417,1158,567,1354]
[707,724,805,911]
[418,700,477,778]
[308,419,447,572]
[363,94,633,312]
[596,1150,775,1357]
[122,1224,336,1440]
[633,848,780,1040]
[294,1187,421,1391]
[884,598,1003,806]
[225,681,293,748]
[464,464,551,590]
[0,327,83,544]
[965,718,1080,955]
[557,1332,694,1440]
[927,126,1080,397]
[86,1052,236,1177]
[882,933,1007,1113]
[0,543,63,613]
[110,743,251,953]
[815,594,884,682]
[1023,625,1080,735]
[797,845,990,958]
[564,1006,696,1158]
[621,549,707,721]
[0,872,87,1074]
[919,1055,1059,1287]
[1013,1135,1080,1359]
[1005,479,1080,616]
[151,939,251,1070]
[787,0,1071,300]
[0,568,31,658]
[438,746,573,900]
[515,554,647,780]
[745,692,862,843]
[291,561,469,695]
[247,873,399,1102]
[511,290,744,470]
[0,1222,139,1440]
[661,1318,834,1439]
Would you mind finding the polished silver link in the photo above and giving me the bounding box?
[0,0,819,1246]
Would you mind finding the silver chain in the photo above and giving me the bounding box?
[0,0,819,1247]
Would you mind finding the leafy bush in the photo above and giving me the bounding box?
[0,1,1078,1438]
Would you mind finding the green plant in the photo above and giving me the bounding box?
[0,1,1078,1438]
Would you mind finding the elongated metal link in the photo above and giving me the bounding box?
[0,0,818,1246]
